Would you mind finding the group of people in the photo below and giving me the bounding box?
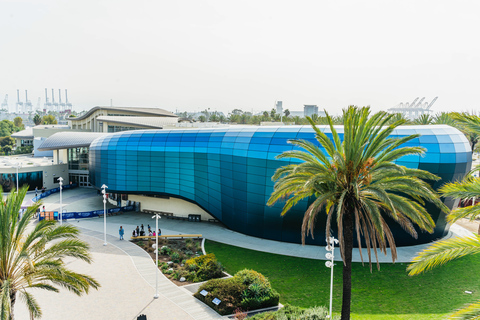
[119,224,162,240]
[34,186,47,197]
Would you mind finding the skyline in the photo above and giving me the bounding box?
[1,0,479,115]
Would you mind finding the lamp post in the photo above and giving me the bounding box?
[152,213,161,299]
[58,177,63,225]
[101,184,108,246]
[325,236,339,319]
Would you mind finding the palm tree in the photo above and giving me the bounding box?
[408,113,480,319]
[0,186,100,319]
[413,114,434,125]
[434,112,455,125]
[268,106,446,320]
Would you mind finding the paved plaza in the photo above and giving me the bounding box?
[14,187,474,320]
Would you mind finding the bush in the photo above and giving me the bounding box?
[171,251,181,263]
[194,277,245,315]
[185,253,223,282]
[160,246,171,255]
[194,269,279,315]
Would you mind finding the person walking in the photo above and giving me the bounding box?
[119,226,124,240]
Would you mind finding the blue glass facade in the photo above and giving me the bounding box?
[89,125,472,246]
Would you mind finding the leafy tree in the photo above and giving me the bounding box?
[268,106,446,319]
[42,114,57,125]
[68,114,77,118]
[0,136,15,148]
[263,111,269,118]
[13,117,23,129]
[284,109,290,118]
[33,114,42,125]
[232,109,243,115]
[270,108,276,119]
[0,187,100,319]
[198,115,206,123]
[2,145,12,155]
[0,120,15,137]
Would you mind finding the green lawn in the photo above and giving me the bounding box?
[205,240,480,320]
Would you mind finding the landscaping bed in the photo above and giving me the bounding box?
[131,237,226,286]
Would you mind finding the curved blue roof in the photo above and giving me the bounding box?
[89,125,471,246]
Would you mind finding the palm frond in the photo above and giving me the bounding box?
[407,235,480,276]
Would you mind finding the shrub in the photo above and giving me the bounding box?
[185,253,223,282]
[194,269,279,315]
[160,246,171,255]
[194,277,245,315]
[171,251,181,263]
[147,247,154,253]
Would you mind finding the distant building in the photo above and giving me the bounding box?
[68,106,178,132]
[275,101,283,115]
[304,105,318,117]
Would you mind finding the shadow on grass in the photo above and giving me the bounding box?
[206,240,480,317]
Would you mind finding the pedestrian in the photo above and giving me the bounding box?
[147,224,151,230]
[152,231,156,237]
[141,224,144,232]
[158,228,161,236]
[148,230,153,236]
[35,186,38,197]
[42,205,45,212]
[119,226,124,240]
[136,226,140,235]
[132,229,137,237]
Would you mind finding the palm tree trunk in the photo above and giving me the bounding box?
[10,291,16,320]
[341,210,354,320]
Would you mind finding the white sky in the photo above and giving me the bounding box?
[1,0,479,115]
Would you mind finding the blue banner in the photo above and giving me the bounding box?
[56,205,135,220]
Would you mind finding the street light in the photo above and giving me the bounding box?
[325,236,339,319]
[58,177,63,225]
[101,184,108,246]
[152,213,161,299]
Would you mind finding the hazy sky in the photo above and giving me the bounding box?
[1,0,479,115]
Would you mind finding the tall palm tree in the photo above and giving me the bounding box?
[268,106,446,320]
[0,186,100,320]
[408,113,480,319]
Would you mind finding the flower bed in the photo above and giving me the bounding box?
[131,238,226,285]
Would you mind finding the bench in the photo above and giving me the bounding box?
[131,234,202,240]
[142,210,173,217]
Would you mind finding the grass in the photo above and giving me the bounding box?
[205,240,480,320]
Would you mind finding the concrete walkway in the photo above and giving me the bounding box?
[41,187,474,264]
[15,231,221,320]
